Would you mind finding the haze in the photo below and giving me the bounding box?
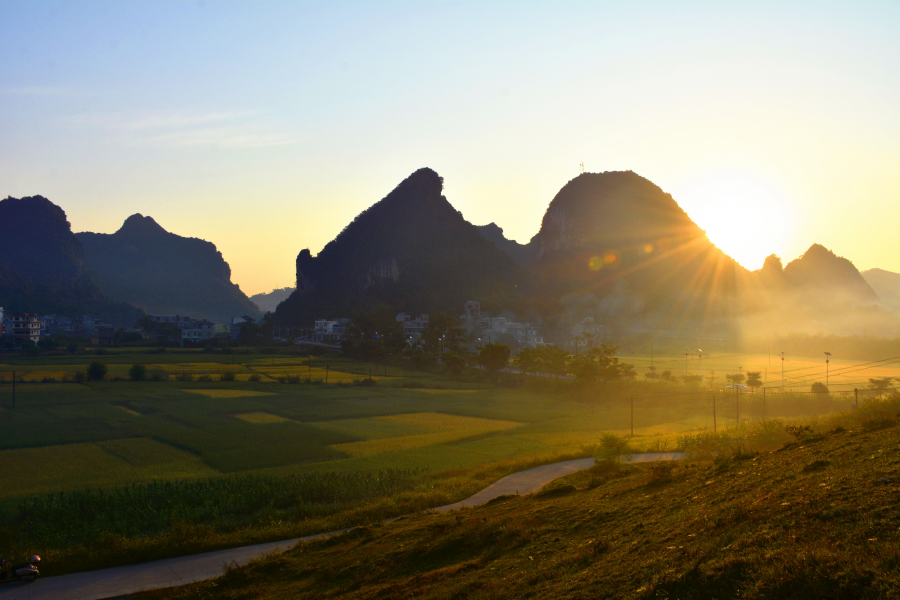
[1,1,898,295]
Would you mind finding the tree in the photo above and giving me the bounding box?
[725,373,745,387]
[539,345,570,380]
[568,343,631,383]
[595,433,633,465]
[479,343,510,373]
[745,371,762,392]
[86,361,108,381]
[660,370,673,384]
[868,377,894,391]
[514,347,540,376]
[810,381,829,394]
[129,364,147,382]
[705,370,717,388]
[422,312,466,355]
[682,374,702,386]
[443,353,465,375]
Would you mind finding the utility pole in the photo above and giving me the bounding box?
[854,388,858,410]
[762,387,766,422]
[713,394,716,433]
[736,385,740,426]
[630,397,634,437]
[580,162,584,174]
[12,370,15,409]
[780,352,785,393]
[824,352,831,389]
[325,364,329,385]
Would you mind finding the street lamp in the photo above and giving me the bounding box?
[824,352,831,389]
[684,347,690,376]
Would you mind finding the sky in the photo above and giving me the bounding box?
[1,1,898,296]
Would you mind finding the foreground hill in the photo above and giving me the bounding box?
[140,416,900,599]
[77,215,261,324]
[276,168,520,323]
[0,195,143,327]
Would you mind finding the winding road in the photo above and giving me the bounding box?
[0,452,683,600]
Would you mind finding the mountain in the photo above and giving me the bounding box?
[0,195,143,327]
[276,168,520,324]
[781,244,879,303]
[475,223,535,267]
[862,268,900,312]
[250,287,295,313]
[76,215,261,324]
[516,171,748,333]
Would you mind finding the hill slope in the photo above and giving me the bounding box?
[276,168,520,324]
[139,417,900,599]
[77,215,261,324]
[0,195,143,327]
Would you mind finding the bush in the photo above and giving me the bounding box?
[811,382,829,394]
[219,371,236,382]
[648,461,676,481]
[196,375,213,382]
[72,370,86,383]
[175,371,194,382]
[86,362,108,382]
[248,373,262,382]
[129,364,147,382]
[593,433,633,465]
[148,368,169,382]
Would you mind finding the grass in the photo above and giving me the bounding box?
[235,412,292,424]
[183,389,277,398]
[135,409,900,600]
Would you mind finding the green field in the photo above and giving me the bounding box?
[0,349,896,577]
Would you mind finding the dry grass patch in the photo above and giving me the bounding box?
[181,389,276,399]
[234,412,291,424]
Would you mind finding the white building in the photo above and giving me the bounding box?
[314,319,349,342]
[396,313,429,339]
[478,316,544,347]
[5,313,41,344]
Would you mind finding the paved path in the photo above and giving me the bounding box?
[0,452,683,600]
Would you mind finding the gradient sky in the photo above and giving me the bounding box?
[2,1,898,296]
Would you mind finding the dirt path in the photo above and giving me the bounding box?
[0,452,683,600]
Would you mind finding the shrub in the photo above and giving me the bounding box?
[593,433,633,465]
[129,364,147,382]
[175,371,194,382]
[810,382,829,394]
[219,371,236,382]
[648,461,676,481]
[86,362,108,382]
[196,374,213,382]
[148,369,169,382]
[248,373,262,382]
[72,370,86,383]
[785,425,815,441]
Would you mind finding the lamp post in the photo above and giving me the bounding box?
[824,352,831,389]
[684,347,690,376]
[698,349,702,378]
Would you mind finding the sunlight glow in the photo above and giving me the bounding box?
[675,170,794,271]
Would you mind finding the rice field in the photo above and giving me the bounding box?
[182,389,276,399]
[234,412,291,424]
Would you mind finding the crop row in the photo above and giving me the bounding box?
[16,468,425,547]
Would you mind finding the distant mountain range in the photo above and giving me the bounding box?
[6,169,896,340]
[274,168,896,341]
[77,215,261,324]
[862,268,900,313]
[250,287,295,313]
[0,196,143,327]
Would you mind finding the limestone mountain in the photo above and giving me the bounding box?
[516,171,748,333]
[862,268,900,312]
[275,168,520,324]
[77,215,261,324]
[0,195,143,327]
[475,223,535,267]
[781,244,879,303]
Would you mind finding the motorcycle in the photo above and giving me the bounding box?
[0,555,41,583]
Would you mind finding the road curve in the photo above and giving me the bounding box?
[0,452,683,600]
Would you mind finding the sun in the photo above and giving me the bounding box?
[674,170,794,270]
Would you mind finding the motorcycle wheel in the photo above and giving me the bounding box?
[22,575,35,583]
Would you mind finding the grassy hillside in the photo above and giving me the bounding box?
[140,405,900,599]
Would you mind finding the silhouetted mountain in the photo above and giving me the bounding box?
[276,168,519,324]
[476,223,535,267]
[250,287,295,313]
[0,195,143,327]
[862,268,900,312]
[781,244,878,303]
[77,215,261,324]
[518,171,747,334]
